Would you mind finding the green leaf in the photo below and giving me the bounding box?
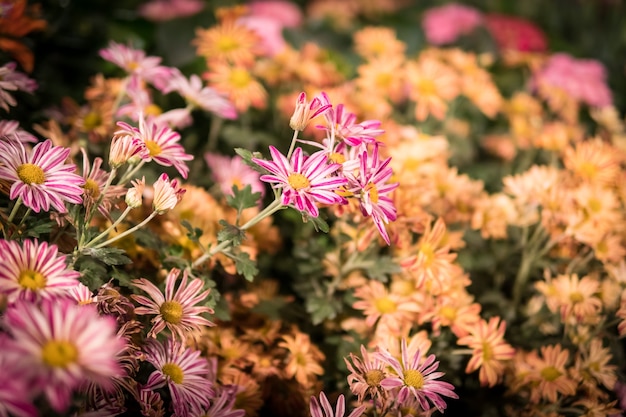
[224,250,258,282]
[303,213,330,233]
[217,220,245,246]
[81,247,131,266]
[306,296,341,325]
[234,148,267,174]
[181,220,203,242]
[226,185,261,217]
[366,255,402,282]
[75,257,108,290]
[22,218,55,238]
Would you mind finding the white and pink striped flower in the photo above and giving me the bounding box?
[310,391,366,417]
[0,62,37,112]
[3,298,126,413]
[0,335,37,417]
[142,338,215,416]
[205,152,265,198]
[0,120,37,143]
[132,268,214,341]
[0,139,84,213]
[0,239,81,303]
[152,173,186,213]
[252,146,347,218]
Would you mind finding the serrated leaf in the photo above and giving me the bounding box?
[81,247,131,266]
[22,218,55,238]
[366,255,401,281]
[181,220,203,242]
[306,296,340,325]
[234,148,267,174]
[302,213,330,233]
[224,250,258,281]
[75,257,107,290]
[226,184,261,216]
[217,220,245,246]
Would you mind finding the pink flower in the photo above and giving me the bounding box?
[143,338,215,417]
[310,391,366,417]
[164,71,237,119]
[0,62,37,112]
[3,298,125,413]
[99,41,175,91]
[0,139,84,213]
[237,15,287,57]
[191,386,245,417]
[152,173,186,213]
[138,0,204,22]
[0,239,81,303]
[252,146,347,218]
[0,120,37,143]
[109,128,148,167]
[205,152,265,198]
[422,3,483,45]
[249,0,303,28]
[132,268,214,340]
[484,13,547,52]
[80,149,126,220]
[375,339,458,412]
[534,53,612,107]
[0,336,38,417]
[289,91,332,131]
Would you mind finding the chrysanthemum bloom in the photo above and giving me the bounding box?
[484,13,547,52]
[99,41,174,90]
[0,335,38,417]
[252,146,347,218]
[204,62,268,112]
[563,138,621,186]
[0,239,80,303]
[345,344,388,403]
[152,173,186,214]
[523,344,577,403]
[66,282,97,306]
[317,94,384,147]
[139,0,204,22]
[422,3,483,45]
[551,274,602,323]
[164,71,237,119]
[310,391,366,417]
[353,27,406,61]
[80,149,126,220]
[0,62,37,111]
[3,299,125,412]
[220,368,263,417]
[356,57,407,104]
[345,147,398,245]
[132,268,214,340]
[108,129,147,168]
[406,57,460,121]
[190,385,245,417]
[205,153,265,198]
[0,138,84,213]
[278,331,325,387]
[142,338,214,416]
[0,120,37,143]
[194,20,260,66]
[457,317,515,387]
[116,115,193,179]
[574,338,617,392]
[375,339,458,412]
[125,176,146,209]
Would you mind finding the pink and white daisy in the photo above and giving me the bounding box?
[0,138,84,213]
[99,41,175,91]
[164,71,237,120]
[152,173,186,213]
[252,146,347,218]
[132,267,214,341]
[115,115,193,178]
[205,152,265,198]
[375,339,458,412]
[346,146,398,245]
[190,386,245,417]
[66,282,97,306]
[3,298,126,413]
[0,120,37,143]
[0,239,81,303]
[345,344,388,402]
[310,391,366,417]
[0,335,37,417]
[142,338,215,416]
[0,62,37,112]
[109,129,147,168]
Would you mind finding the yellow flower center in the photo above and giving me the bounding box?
[83,178,101,199]
[229,68,252,89]
[160,300,183,324]
[42,340,78,368]
[365,182,379,204]
[569,291,584,303]
[162,362,184,384]
[419,243,435,266]
[374,296,397,314]
[417,79,437,96]
[216,36,240,53]
[127,61,140,71]
[18,269,47,290]
[578,161,597,179]
[376,72,393,88]
[82,111,103,130]
[365,369,385,386]
[587,197,602,213]
[287,173,310,191]
[403,369,425,389]
[17,163,45,185]
[440,306,457,321]
[482,342,493,361]
[540,366,562,382]
[145,103,162,116]
[144,140,162,157]
[328,152,346,164]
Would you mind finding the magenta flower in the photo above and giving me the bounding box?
[0,336,37,417]
[0,139,84,213]
[375,339,458,412]
[99,41,175,90]
[164,71,237,119]
[310,391,366,417]
[252,146,347,218]
[422,3,483,45]
[0,239,81,303]
[346,146,398,245]
[0,62,37,112]
[3,299,126,413]
[116,115,193,179]
[132,268,214,340]
[205,152,265,198]
[191,386,245,417]
[0,120,37,143]
[289,91,331,131]
[143,338,215,417]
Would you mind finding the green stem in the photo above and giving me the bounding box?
[207,116,224,152]
[17,208,32,228]
[118,161,145,185]
[286,129,299,160]
[83,206,134,249]
[7,197,23,224]
[92,211,158,249]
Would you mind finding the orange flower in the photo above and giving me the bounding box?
[220,367,264,417]
[523,344,578,403]
[194,19,260,66]
[353,26,406,61]
[563,138,621,187]
[356,56,406,104]
[205,63,267,112]
[457,317,516,387]
[405,56,459,121]
[573,338,617,392]
[0,0,47,72]
[552,274,602,323]
[278,330,325,388]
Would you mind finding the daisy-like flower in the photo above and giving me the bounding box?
[574,338,617,391]
[353,27,406,61]
[125,176,146,209]
[66,282,97,306]
[0,120,37,143]
[142,338,215,416]
[552,274,602,322]
[406,56,459,121]
[278,331,325,387]
[345,344,388,402]
[0,138,84,213]
[0,62,37,111]
[132,268,214,340]
[457,316,516,387]
[345,146,398,244]
[190,386,245,417]
[523,344,577,403]
[99,41,174,90]
[152,173,186,213]
[205,152,265,198]
[3,298,125,413]
[352,280,419,333]
[116,115,193,179]
[194,19,260,65]
[375,339,458,412]
[310,391,366,417]
[109,129,147,168]
[0,239,80,303]
[252,146,347,218]
[164,71,237,119]
[204,62,268,112]
[0,335,38,417]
